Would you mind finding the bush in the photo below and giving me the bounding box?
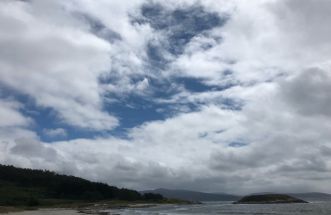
[26,197,40,207]
[143,193,164,201]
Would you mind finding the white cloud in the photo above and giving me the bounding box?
[0,98,37,164]
[0,99,29,128]
[43,128,67,138]
[0,0,118,130]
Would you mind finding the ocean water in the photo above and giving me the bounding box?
[109,201,331,215]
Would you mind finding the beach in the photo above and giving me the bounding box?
[1,203,160,215]
[5,209,80,215]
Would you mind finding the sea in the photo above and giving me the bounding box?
[108,201,331,215]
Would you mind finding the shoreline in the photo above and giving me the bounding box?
[1,208,81,215]
[1,201,194,214]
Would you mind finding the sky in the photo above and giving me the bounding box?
[1,0,331,195]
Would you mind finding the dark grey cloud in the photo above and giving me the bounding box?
[76,13,122,43]
[273,0,331,46]
[281,68,331,117]
[276,157,328,173]
[10,138,58,161]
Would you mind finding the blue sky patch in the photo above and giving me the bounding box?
[134,3,227,66]
[0,84,105,142]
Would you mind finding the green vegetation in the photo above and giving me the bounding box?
[234,194,308,204]
[0,164,170,208]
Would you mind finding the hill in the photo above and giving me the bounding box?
[0,164,164,207]
[234,194,308,204]
[251,192,331,202]
[142,188,240,202]
[289,193,331,202]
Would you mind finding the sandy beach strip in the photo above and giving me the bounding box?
[7,209,81,215]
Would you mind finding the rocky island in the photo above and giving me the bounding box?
[234,194,308,204]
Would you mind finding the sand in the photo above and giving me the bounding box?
[8,209,81,215]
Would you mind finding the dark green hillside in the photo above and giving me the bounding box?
[0,164,163,207]
[142,188,240,201]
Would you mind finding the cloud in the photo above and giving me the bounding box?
[43,128,67,138]
[1,0,331,195]
[280,67,331,117]
[0,99,30,128]
[2,137,80,176]
[0,97,37,142]
[271,0,331,49]
[0,0,118,130]
[10,138,58,161]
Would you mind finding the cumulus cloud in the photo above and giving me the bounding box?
[10,138,58,161]
[0,0,118,130]
[0,99,30,128]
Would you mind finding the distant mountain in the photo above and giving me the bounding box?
[289,193,331,202]
[142,188,240,202]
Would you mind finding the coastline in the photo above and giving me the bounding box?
[0,205,155,215]
[1,201,193,214]
[2,209,82,215]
